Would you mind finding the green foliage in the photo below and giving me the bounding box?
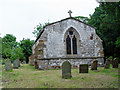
[10,46,25,62]
[2,34,17,59]
[32,22,49,38]
[115,37,120,48]
[74,16,89,23]
[19,38,34,63]
[2,34,16,44]
[88,2,120,58]
[1,59,7,65]
[2,34,33,63]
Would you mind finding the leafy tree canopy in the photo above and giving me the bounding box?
[19,38,34,63]
[32,22,49,38]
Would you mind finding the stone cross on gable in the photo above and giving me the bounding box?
[68,10,72,17]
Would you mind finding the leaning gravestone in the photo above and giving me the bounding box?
[91,60,98,70]
[62,61,72,79]
[23,61,26,64]
[13,60,19,69]
[5,60,12,71]
[79,64,88,73]
[34,61,38,69]
[112,58,118,68]
[104,59,110,69]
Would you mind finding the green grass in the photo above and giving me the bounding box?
[2,64,119,88]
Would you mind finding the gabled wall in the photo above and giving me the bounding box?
[33,18,104,59]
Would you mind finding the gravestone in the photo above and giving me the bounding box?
[104,59,110,69]
[34,61,38,69]
[112,58,118,68]
[62,61,72,79]
[23,61,26,64]
[5,60,12,71]
[91,60,98,70]
[38,64,45,70]
[13,60,19,69]
[79,64,88,73]
[18,59,20,67]
[47,64,51,69]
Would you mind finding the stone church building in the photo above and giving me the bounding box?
[29,17,104,69]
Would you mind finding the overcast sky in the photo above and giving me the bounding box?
[0,0,99,42]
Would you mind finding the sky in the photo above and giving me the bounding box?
[0,0,99,42]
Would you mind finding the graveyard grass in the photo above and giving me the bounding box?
[2,64,120,88]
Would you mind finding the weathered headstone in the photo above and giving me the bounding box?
[104,59,110,69]
[79,64,88,73]
[91,60,98,70]
[5,60,12,71]
[23,61,26,64]
[13,60,19,69]
[47,64,51,69]
[18,59,20,67]
[34,61,38,69]
[38,64,45,70]
[112,58,118,68]
[62,61,72,79]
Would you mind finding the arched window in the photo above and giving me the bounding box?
[72,35,77,54]
[66,35,71,54]
[65,27,79,55]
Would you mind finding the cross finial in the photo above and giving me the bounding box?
[68,10,72,17]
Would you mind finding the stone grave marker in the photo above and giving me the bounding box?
[13,60,19,69]
[79,64,88,73]
[18,59,20,67]
[112,58,118,68]
[62,61,72,79]
[91,60,98,70]
[47,64,51,69]
[104,59,110,69]
[5,60,12,71]
[34,61,38,69]
[23,61,26,64]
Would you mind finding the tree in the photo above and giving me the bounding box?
[32,22,49,38]
[74,16,89,23]
[88,2,120,58]
[19,38,34,63]
[2,34,17,58]
[10,46,25,62]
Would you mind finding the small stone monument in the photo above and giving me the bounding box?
[34,61,38,69]
[91,60,98,70]
[23,61,26,64]
[18,59,20,67]
[62,61,72,79]
[5,60,12,71]
[104,59,110,69]
[13,60,19,69]
[79,64,88,73]
[112,58,118,68]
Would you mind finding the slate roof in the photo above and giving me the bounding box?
[33,17,95,45]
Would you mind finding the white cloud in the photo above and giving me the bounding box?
[0,0,99,41]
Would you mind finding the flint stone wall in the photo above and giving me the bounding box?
[32,18,104,58]
[31,18,104,69]
[36,58,104,69]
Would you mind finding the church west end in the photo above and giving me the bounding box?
[29,12,104,70]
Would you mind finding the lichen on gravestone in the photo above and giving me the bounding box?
[13,60,19,69]
[5,60,12,71]
[62,61,72,79]
[91,60,98,70]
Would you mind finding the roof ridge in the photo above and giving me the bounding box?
[33,17,95,45]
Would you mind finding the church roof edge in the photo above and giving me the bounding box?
[33,17,95,46]
[44,17,95,29]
